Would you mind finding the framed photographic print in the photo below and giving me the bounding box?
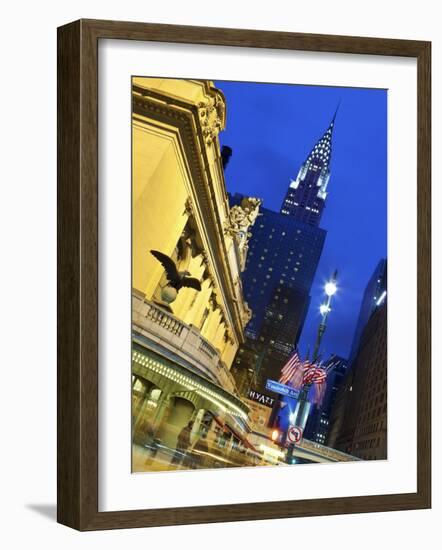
[57,19,431,530]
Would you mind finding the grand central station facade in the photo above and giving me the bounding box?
[131,78,283,470]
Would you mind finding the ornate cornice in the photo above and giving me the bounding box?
[132,86,245,342]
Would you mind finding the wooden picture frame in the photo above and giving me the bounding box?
[57,18,431,530]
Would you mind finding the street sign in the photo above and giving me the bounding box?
[287,425,303,445]
[266,379,300,399]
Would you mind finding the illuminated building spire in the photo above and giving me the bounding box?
[305,103,338,168]
[280,105,339,226]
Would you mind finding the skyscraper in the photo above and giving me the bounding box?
[349,259,387,361]
[327,301,387,460]
[237,204,326,347]
[280,110,337,226]
[230,110,338,393]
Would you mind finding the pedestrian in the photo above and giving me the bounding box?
[170,420,194,467]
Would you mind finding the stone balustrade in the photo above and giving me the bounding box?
[132,292,236,394]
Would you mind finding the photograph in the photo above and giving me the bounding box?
[0,0,434,539]
[131,76,387,473]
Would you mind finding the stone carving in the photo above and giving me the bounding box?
[183,197,194,217]
[241,303,253,326]
[227,197,262,235]
[199,250,209,266]
[198,94,226,145]
[209,293,218,309]
[223,329,235,346]
[225,196,262,271]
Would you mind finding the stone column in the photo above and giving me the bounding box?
[150,382,174,434]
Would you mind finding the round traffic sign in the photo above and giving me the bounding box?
[287,425,303,444]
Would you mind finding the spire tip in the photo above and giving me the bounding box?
[332,100,341,125]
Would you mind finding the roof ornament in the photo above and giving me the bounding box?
[306,102,340,168]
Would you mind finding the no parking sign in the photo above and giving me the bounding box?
[287,425,303,445]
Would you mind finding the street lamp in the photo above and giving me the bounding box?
[325,280,337,297]
[313,270,338,362]
[288,270,339,444]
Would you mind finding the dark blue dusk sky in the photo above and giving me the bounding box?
[215,80,387,360]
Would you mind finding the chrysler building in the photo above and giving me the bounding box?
[280,108,338,226]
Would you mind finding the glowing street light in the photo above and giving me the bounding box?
[313,269,338,361]
[325,280,337,297]
[288,270,339,441]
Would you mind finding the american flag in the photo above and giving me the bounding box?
[279,352,339,406]
[306,366,327,405]
[306,357,341,405]
[279,349,312,388]
[303,366,327,385]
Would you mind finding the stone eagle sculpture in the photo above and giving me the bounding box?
[150,250,202,292]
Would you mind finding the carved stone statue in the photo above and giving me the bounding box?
[198,93,226,145]
[225,197,262,272]
[241,303,253,326]
[228,197,262,234]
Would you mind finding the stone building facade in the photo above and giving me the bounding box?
[131,78,263,469]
